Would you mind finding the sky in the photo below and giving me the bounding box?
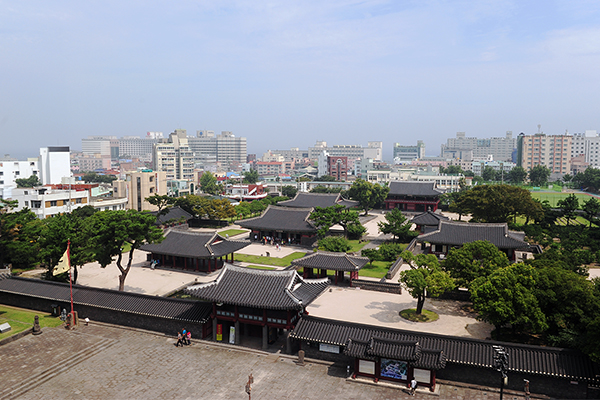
[2,0,600,161]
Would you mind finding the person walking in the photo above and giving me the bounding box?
[186,331,192,345]
[175,332,184,347]
[409,377,417,395]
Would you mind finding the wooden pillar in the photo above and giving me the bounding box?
[234,321,240,345]
[184,257,187,270]
[262,324,268,350]
[195,258,199,272]
[431,371,436,391]
[212,318,218,342]
[172,256,175,269]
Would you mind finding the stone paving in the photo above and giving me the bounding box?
[0,323,537,400]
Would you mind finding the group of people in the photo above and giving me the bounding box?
[256,235,297,247]
[175,329,192,347]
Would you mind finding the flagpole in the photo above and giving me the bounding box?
[67,240,74,320]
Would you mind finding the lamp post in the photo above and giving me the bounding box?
[493,345,509,400]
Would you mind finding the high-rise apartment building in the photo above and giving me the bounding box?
[441,132,516,161]
[187,130,247,164]
[112,170,167,212]
[153,130,195,180]
[0,156,39,199]
[308,141,382,161]
[571,130,600,168]
[39,146,71,185]
[119,135,160,162]
[393,141,425,163]
[517,133,572,175]
[327,156,348,181]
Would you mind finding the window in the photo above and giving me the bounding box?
[14,171,20,176]
[50,201,57,207]
[24,201,29,207]
[31,201,41,208]
[75,198,82,204]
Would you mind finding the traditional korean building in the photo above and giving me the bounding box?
[410,209,449,233]
[139,230,250,272]
[290,315,600,397]
[384,181,444,212]
[290,251,370,285]
[278,192,358,209]
[237,205,318,246]
[416,220,529,260]
[185,264,328,351]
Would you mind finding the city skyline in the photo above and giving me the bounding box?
[2,1,600,160]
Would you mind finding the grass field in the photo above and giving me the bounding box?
[317,239,369,253]
[359,260,393,278]
[234,252,307,267]
[530,192,593,208]
[0,305,63,340]
[244,265,277,270]
[218,229,248,238]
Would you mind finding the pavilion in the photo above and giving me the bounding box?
[278,192,358,209]
[185,264,328,351]
[139,230,250,272]
[411,209,449,233]
[384,181,444,212]
[236,205,318,246]
[290,251,370,285]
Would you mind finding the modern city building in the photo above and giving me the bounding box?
[571,130,600,169]
[11,186,90,219]
[0,156,39,199]
[327,156,348,181]
[441,132,516,161]
[187,130,247,164]
[153,130,195,180]
[393,140,425,163]
[39,146,71,185]
[112,170,168,212]
[119,135,160,162]
[308,141,382,162]
[516,133,572,175]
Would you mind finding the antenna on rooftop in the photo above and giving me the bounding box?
[537,124,541,134]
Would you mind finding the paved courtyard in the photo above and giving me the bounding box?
[0,322,536,400]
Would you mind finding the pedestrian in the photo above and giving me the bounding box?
[409,377,417,395]
[186,331,192,345]
[175,332,184,347]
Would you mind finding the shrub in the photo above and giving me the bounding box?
[319,236,352,253]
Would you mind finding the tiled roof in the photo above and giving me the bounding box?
[411,210,449,226]
[0,277,212,323]
[345,337,422,362]
[150,206,193,225]
[236,205,317,233]
[290,316,598,381]
[185,264,329,310]
[140,230,250,258]
[416,220,528,249]
[291,251,369,272]
[278,192,359,209]
[388,181,444,197]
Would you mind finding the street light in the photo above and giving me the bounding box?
[493,345,509,400]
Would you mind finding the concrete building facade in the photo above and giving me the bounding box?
[441,132,516,162]
[571,130,600,169]
[11,187,90,219]
[517,133,572,175]
[393,140,425,163]
[153,130,195,181]
[188,130,247,164]
[112,170,168,212]
[39,146,71,185]
[0,156,39,199]
[308,141,382,162]
[327,156,348,181]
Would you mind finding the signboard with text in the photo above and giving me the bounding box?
[216,324,223,341]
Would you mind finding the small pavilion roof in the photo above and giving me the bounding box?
[416,220,528,249]
[291,251,369,272]
[278,192,359,209]
[149,206,193,225]
[236,205,317,233]
[185,264,329,310]
[388,181,444,197]
[411,210,449,227]
[140,230,250,258]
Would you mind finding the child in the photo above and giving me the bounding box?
[175,332,184,347]
[186,331,192,345]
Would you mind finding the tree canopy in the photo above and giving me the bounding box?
[200,172,219,194]
[81,172,117,184]
[529,165,551,187]
[573,167,600,192]
[15,175,40,188]
[557,194,579,226]
[347,179,389,215]
[281,185,298,198]
[443,241,509,288]
[243,169,259,184]
[399,251,455,314]
[377,208,417,242]
[508,166,527,184]
[310,205,364,239]
[583,197,600,227]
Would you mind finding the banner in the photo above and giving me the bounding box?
[229,326,235,344]
[216,324,223,341]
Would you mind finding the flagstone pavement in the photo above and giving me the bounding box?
[0,322,543,400]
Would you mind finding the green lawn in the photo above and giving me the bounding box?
[359,261,393,278]
[244,265,277,270]
[218,229,249,238]
[348,240,369,252]
[234,252,307,267]
[0,305,63,341]
[530,192,592,208]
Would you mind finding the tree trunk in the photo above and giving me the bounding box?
[118,273,126,291]
[415,294,425,314]
[73,266,78,285]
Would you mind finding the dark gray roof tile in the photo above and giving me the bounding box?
[411,210,449,226]
[291,251,370,272]
[417,220,528,249]
[388,181,444,197]
[236,205,317,233]
[140,230,250,258]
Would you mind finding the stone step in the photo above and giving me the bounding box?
[0,337,117,399]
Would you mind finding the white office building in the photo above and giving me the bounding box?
[572,130,600,168]
[441,132,516,162]
[39,147,71,185]
[0,156,40,199]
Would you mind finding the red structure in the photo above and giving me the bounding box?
[327,156,348,181]
[384,181,443,212]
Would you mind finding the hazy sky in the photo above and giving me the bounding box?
[2,0,600,160]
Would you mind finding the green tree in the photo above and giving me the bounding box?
[310,186,342,193]
[145,194,174,222]
[443,241,509,288]
[81,172,117,184]
[281,185,298,198]
[0,200,40,269]
[557,194,579,226]
[200,172,219,194]
[378,208,417,242]
[508,166,527,184]
[440,165,463,175]
[347,179,389,215]
[482,166,497,182]
[562,174,573,187]
[529,165,551,187]
[243,169,259,184]
[86,210,164,291]
[399,251,455,314]
[470,263,547,333]
[15,174,41,188]
[583,197,600,227]
[318,236,352,252]
[310,205,363,239]
[455,184,542,223]
[314,175,337,182]
[572,167,600,192]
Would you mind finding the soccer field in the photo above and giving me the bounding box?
[530,192,593,208]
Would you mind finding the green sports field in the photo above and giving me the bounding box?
[529,192,595,208]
